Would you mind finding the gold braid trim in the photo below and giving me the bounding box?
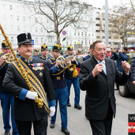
[49,57,56,65]
[0,24,50,114]
[13,59,50,114]
[0,24,32,90]
[19,59,49,112]
[51,68,67,76]
[48,57,67,76]
[19,59,48,103]
[1,62,6,68]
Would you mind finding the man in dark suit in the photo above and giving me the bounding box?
[3,33,56,135]
[79,40,130,135]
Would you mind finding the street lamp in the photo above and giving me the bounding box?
[105,0,109,45]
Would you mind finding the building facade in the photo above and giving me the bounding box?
[0,0,125,52]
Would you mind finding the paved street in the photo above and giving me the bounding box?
[0,88,135,135]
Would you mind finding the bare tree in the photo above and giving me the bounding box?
[25,0,89,44]
[109,5,135,46]
[130,0,135,11]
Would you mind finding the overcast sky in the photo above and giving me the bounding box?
[79,0,132,8]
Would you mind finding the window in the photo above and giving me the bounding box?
[96,18,100,20]
[41,38,43,43]
[11,37,14,43]
[82,32,83,36]
[96,24,100,26]
[41,27,43,33]
[17,16,19,21]
[35,38,38,43]
[9,5,12,10]
[35,27,38,33]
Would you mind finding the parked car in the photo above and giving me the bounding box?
[119,51,135,97]
[119,77,135,97]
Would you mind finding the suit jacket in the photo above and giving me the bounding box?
[2,57,55,121]
[79,56,129,120]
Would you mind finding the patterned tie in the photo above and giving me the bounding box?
[99,61,106,74]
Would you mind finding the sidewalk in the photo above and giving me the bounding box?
[0,88,91,135]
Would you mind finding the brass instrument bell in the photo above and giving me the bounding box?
[4,53,15,63]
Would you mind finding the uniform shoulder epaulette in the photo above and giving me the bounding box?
[0,52,3,57]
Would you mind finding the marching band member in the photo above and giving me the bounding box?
[33,48,40,59]
[3,33,56,135]
[46,44,70,135]
[64,45,82,110]
[0,40,18,135]
[39,44,50,61]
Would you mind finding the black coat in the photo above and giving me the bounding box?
[79,56,128,120]
[2,57,55,121]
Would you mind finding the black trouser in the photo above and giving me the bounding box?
[89,104,113,135]
[16,116,48,135]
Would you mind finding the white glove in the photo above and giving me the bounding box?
[26,91,38,100]
[49,106,55,117]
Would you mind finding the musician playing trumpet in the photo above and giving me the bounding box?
[3,33,56,135]
[0,40,19,135]
[64,45,82,110]
[46,44,70,135]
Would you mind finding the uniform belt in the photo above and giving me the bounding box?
[51,76,64,80]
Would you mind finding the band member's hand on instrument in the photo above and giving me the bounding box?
[49,106,55,117]
[71,56,77,62]
[92,63,103,77]
[65,58,71,66]
[55,60,61,68]
[26,91,38,100]
[0,55,6,66]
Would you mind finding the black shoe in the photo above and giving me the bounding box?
[61,128,70,135]
[4,131,10,135]
[74,105,82,110]
[67,103,71,107]
[50,123,55,128]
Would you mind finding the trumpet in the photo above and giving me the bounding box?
[4,53,15,63]
[56,55,74,68]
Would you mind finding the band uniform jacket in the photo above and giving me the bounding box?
[0,53,8,93]
[2,57,55,121]
[79,56,129,120]
[45,55,67,89]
